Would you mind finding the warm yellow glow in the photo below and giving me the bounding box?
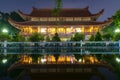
[29,27,32,34]
[94,27,99,32]
[47,55,56,63]
[74,17,81,21]
[21,55,32,64]
[57,55,77,63]
[41,28,46,33]
[51,28,56,34]
[83,55,99,64]
[66,28,71,33]
[48,17,56,21]
[58,28,65,33]
[89,26,93,32]
[38,27,40,33]
[76,28,82,32]
[66,17,73,21]
[31,18,39,21]
[40,17,48,21]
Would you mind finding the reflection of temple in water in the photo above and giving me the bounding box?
[20,54,100,64]
[8,55,114,80]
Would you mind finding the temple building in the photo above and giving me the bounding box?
[8,7,112,40]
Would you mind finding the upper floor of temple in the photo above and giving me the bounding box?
[18,6,104,22]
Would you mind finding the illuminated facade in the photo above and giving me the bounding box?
[8,7,112,40]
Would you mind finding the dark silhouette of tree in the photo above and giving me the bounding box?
[29,32,44,42]
[102,33,112,41]
[113,33,120,41]
[53,0,62,17]
[52,33,61,41]
[53,0,62,33]
[12,33,25,42]
[94,32,102,41]
[45,35,51,42]
[71,32,85,41]
[114,9,120,28]
[0,33,12,41]
[89,35,95,41]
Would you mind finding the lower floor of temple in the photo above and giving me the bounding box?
[19,26,101,40]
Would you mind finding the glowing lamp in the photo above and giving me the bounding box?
[115,29,120,33]
[2,59,7,64]
[76,28,82,32]
[116,57,120,62]
[41,28,46,33]
[2,29,8,33]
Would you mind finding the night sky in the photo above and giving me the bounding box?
[0,0,120,21]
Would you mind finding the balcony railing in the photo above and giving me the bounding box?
[0,41,120,54]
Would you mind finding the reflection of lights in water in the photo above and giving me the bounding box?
[2,59,7,64]
[79,59,82,62]
[41,58,47,63]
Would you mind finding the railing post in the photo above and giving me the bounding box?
[42,41,45,54]
[80,40,82,55]
[119,40,120,55]
[4,40,7,54]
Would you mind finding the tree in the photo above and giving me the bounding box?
[94,32,102,41]
[89,35,95,41]
[113,33,120,41]
[114,9,120,28]
[0,12,20,35]
[29,32,44,42]
[52,33,61,41]
[0,33,12,41]
[102,33,112,41]
[71,32,85,41]
[53,0,62,33]
[53,0,62,17]
[12,33,25,42]
[45,35,51,42]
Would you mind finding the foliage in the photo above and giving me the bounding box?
[102,33,112,41]
[53,0,62,17]
[12,33,25,42]
[113,32,120,41]
[71,32,85,41]
[52,33,61,41]
[102,22,115,35]
[29,32,44,42]
[89,35,95,41]
[45,35,51,42]
[94,32,102,41]
[0,12,20,35]
[102,10,120,35]
[114,9,120,28]
[0,33,12,41]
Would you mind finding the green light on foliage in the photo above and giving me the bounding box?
[2,29,8,33]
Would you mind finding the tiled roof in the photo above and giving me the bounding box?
[18,7,104,17]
